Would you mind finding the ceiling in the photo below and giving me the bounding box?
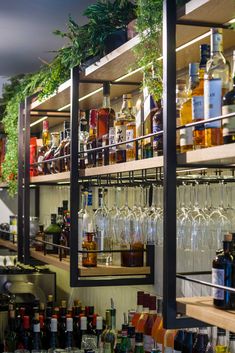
[0,0,96,87]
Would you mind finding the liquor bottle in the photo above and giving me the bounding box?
[192,44,210,149]
[44,214,62,254]
[43,132,60,174]
[128,325,136,352]
[78,191,86,260]
[193,328,209,353]
[59,210,70,260]
[97,83,116,166]
[101,310,111,351]
[143,128,153,159]
[212,233,233,309]
[4,310,17,352]
[120,318,132,353]
[32,313,42,350]
[58,302,67,348]
[96,316,103,348]
[125,94,137,162]
[144,296,157,353]
[39,314,47,350]
[115,95,131,163]
[215,328,227,353]
[180,63,199,153]
[79,316,88,349]
[64,128,71,171]
[143,86,155,159]
[132,291,144,328]
[152,100,163,157]
[65,317,75,348]
[136,293,150,333]
[174,329,185,353]
[204,28,230,147]
[79,110,89,169]
[54,131,65,173]
[229,332,235,353]
[42,120,50,147]
[176,79,187,153]
[206,327,217,353]
[104,309,116,353]
[115,331,123,353]
[182,329,195,353]
[82,191,97,267]
[47,294,54,308]
[87,109,98,168]
[49,317,59,349]
[152,299,165,352]
[57,207,64,228]
[21,315,32,350]
[44,306,52,349]
[134,332,144,353]
[164,328,177,353]
[222,50,235,144]
[135,97,143,160]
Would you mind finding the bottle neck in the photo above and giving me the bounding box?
[189,74,199,89]
[103,95,111,108]
[223,240,231,253]
[211,33,223,54]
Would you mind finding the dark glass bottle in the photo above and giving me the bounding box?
[79,316,88,349]
[4,310,17,353]
[58,302,67,348]
[174,330,186,353]
[193,328,209,353]
[21,315,32,350]
[120,325,132,353]
[134,332,144,353]
[43,132,60,174]
[222,50,235,144]
[65,317,75,349]
[212,233,233,309]
[44,214,61,254]
[64,128,71,171]
[49,317,59,349]
[96,316,103,349]
[32,313,42,350]
[183,329,195,353]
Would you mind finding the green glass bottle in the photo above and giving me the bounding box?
[134,333,144,353]
[104,310,116,353]
[44,214,61,254]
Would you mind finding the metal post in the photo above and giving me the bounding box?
[17,102,24,262]
[23,96,31,263]
[70,66,80,287]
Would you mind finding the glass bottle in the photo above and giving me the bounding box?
[49,317,59,349]
[82,232,97,267]
[22,315,32,350]
[144,296,157,353]
[193,328,209,353]
[215,328,227,353]
[56,207,64,228]
[97,83,116,166]
[143,85,155,159]
[4,310,17,352]
[65,317,75,349]
[79,316,88,349]
[182,329,195,353]
[96,316,103,349]
[222,50,235,144]
[104,309,116,353]
[79,110,89,169]
[229,332,235,353]
[136,293,150,333]
[174,329,185,353]
[152,299,165,352]
[126,94,137,162]
[192,44,210,149]
[54,131,64,173]
[134,333,145,353]
[152,100,163,157]
[87,109,98,168]
[43,132,60,174]
[212,233,233,309]
[32,312,42,350]
[180,63,199,152]
[42,120,50,147]
[176,79,187,153]
[204,28,230,147]
[132,291,144,328]
[64,128,71,171]
[78,191,86,263]
[38,121,51,174]
[164,328,177,353]
[44,214,62,254]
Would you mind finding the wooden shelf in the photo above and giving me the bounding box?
[29,0,235,113]
[177,296,235,332]
[0,239,17,251]
[31,171,70,184]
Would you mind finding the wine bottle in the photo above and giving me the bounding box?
[65,317,75,349]
[32,313,42,350]
[49,317,59,349]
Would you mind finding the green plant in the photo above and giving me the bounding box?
[134,0,163,101]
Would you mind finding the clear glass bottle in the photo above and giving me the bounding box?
[204,28,230,147]
[222,50,235,144]
[97,83,115,166]
[192,44,210,149]
[176,79,187,153]
[180,63,199,153]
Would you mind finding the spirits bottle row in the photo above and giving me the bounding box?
[2,292,235,353]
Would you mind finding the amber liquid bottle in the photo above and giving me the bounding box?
[97,83,115,166]
[125,94,136,162]
[192,44,210,149]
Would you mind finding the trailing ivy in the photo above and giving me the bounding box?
[0,0,136,196]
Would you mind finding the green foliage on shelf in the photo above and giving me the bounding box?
[134,0,163,101]
[0,0,136,196]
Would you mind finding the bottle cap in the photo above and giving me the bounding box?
[66,317,73,332]
[40,302,45,311]
[96,316,103,330]
[189,63,199,76]
[61,300,67,308]
[137,291,144,305]
[80,316,87,330]
[51,318,57,332]
[224,233,232,242]
[23,315,30,329]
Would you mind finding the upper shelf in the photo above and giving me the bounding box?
[30,143,235,184]
[30,0,235,114]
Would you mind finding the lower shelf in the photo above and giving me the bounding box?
[177,296,235,332]
[0,239,17,251]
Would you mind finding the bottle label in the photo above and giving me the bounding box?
[204,79,222,128]
[45,234,53,250]
[144,335,154,352]
[126,129,134,149]
[37,155,44,173]
[222,105,235,137]
[192,96,205,131]
[87,193,92,206]
[109,127,116,151]
[115,125,126,150]
[180,128,193,147]
[212,268,224,300]
[82,246,88,260]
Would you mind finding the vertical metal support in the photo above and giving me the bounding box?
[70,66,80,287]
[34,186,40,219]
[17,102,24,262]
[24,96,31,263]
[163,0,177,328]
